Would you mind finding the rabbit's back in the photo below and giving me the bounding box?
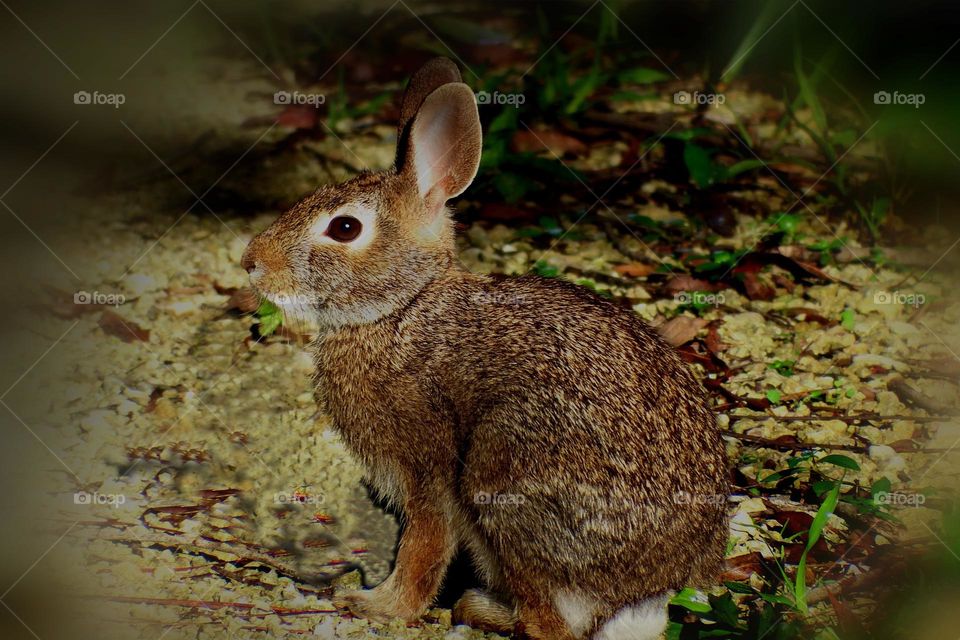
[422,273,728,600]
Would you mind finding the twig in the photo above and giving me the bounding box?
[93,595,336,616]
[731,413,957,424]
[723,431,869,452]
[75,528,327,580]
[888,376,956,415]
[723,430,954,453]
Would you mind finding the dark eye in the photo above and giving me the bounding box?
[325,216,362,242]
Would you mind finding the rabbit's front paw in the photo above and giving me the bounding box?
[335,585,422,622]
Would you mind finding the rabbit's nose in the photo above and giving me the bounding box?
[241,251,257,274]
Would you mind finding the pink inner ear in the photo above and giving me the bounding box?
[413,108,457,201]
[402,82,482,216]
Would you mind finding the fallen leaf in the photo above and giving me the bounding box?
[478,203,537,223]
[99,310,150,343]
[741,271,776,300]
[705,322,729,354]
[663,275,718,295]
[613,262,656,278]
[511,128,587,157]
[657,316,708,347]
[277,105,318,129]
[721,552,763,582]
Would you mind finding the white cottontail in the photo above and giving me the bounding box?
[242,57,728,640]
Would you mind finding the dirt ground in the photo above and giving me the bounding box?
[6,40,960,640]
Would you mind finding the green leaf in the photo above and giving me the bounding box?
[533,260,559,278]
[760,466,801,485]
[769,359,796,377]
[683,143,722,189]
[840,308,856,331]
[255,299,283,337]
[565,69,607,114]
[670,587,712,613]
[759,592,797,606]
[617,67,670,84]
[766,388,783,404]
[812,479,839,496]
[723,159,765,179]
[707,592,743,628]
[488,107,519,134]
[771,213,802,238]
[795,58,827,134]
[819,454,860,471]
[724,581,757,594]
[795,479,842,612]
[664,621,684,640]
[871,477,892,496]
[493,172,535,203]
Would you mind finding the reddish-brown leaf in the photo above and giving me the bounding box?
[663,275,718,295]
[705,322,729,354]
[277,105,318,129]
[657,316,708,347]
[742,271,776,301]
[613,262,656,278]
[478,203,537,223]
[510,128,587,157]
[99,310,150,343]
[720,552,764,582]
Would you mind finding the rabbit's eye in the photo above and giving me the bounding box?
[325,216,362,242]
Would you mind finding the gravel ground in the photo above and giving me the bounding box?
[8,57,957,639]
[16,184,953,639]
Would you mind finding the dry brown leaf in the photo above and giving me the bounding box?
[510,128,587,156]
[99,310,150,343]
[613,262,656,278]
[657,316,708,347]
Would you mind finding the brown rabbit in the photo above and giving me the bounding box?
[242,57,728,640]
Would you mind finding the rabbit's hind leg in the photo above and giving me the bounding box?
[452,589,517,634]
[515,597,579,640]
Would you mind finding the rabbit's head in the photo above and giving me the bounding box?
[242,58,481,328]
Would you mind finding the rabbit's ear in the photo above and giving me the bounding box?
[397,57,462,139]
[400,82,482,210]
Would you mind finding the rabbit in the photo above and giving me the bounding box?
[241,57,729,640]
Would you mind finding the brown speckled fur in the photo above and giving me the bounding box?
[242,58,728,639]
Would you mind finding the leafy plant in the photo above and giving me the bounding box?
[769,359,796,377]
[683,143,766,189]
[794,479,842,612]
[855,196,891,241]
[532,260,559,278]
[839,308,856,332]
[326,67,392,131]
[255,299,283,336]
